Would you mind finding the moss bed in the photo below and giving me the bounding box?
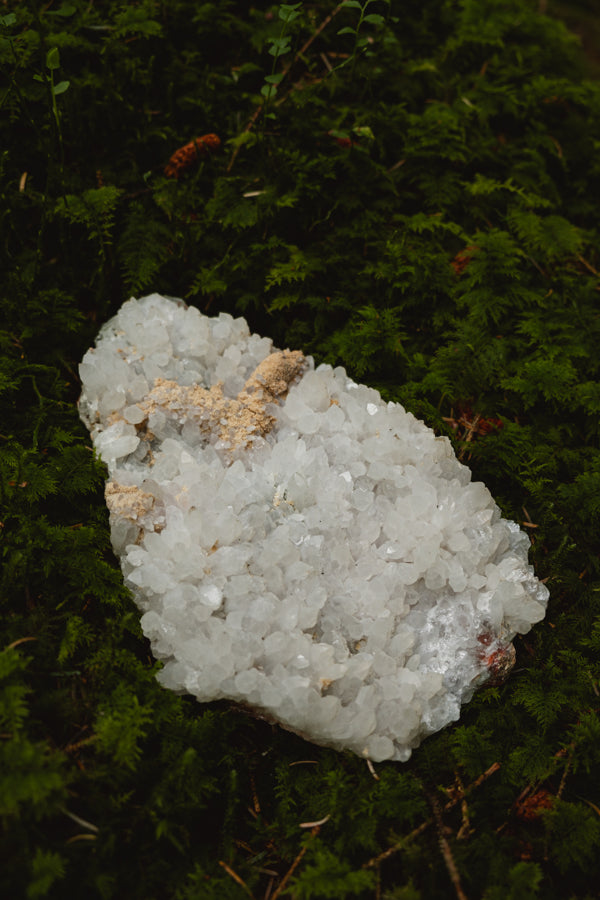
[2,2,600,897]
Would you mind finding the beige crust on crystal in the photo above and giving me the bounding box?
[105,482,155,520]
[240,349,305,401]
[137,349,305,451]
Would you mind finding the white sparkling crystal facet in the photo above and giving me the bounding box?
[78,294,549,762]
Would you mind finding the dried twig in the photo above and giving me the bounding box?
[458,413,481,460]
[453,772,472,841]
[525,254,548,279]
[557,743,575,800]
[271,825,322,900]
[292,2,347,68]
[235,839,254,854]
[549,135,563,158]
[583,798,600,818]
[364,816,431,868]
[387,158,406,173]
[428,790,469,900]
[320,51,333,72]
[363,762,500,869]
[60,806,99,833]
[218,860,255,899]
[250,772,261,816]
[367,758,380,780]
[520,506,539,529]
[7,636,38,650]
[64,735,96,753]
[577,254,600,277]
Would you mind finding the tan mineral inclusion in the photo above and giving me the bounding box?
[136,349,306,451]
[105,482,156,521]
[79,294,549,762]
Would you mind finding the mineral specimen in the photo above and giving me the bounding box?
[78,293,549,762]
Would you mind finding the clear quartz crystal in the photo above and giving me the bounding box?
[79,294,549,762]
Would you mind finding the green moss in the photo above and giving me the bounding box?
[2,1,600,896]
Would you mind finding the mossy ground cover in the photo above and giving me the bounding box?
[1,1,600,897]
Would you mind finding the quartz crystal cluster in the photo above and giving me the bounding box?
[78,294,549,762]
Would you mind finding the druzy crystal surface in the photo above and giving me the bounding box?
[78,294,549,762]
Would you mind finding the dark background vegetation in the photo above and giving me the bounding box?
[2,1,600,897]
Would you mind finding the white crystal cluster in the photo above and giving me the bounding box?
[79,294,549,762]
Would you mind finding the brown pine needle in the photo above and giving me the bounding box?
[320,51,333,72]
[577,254,600,277]
[250,772,261,816]
[583,798,600,818]
[7,636,38,650]
[271,825,321,900]
[218,860,255,899]
[521,507,538,528]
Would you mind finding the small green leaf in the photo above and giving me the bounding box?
[278,5,301,24]
[53,81,70,96]
[47,3,77,16]
[226,130,259,150]
[407,60,438,73]
[46,47,60,70]
[342,0,363,8]
[353,125,375,140]
[363,13,385,26]
[33,74,46,83]
[0,12,17,26]
[268,44,290,57]
[268,37,291,56]
[337,26,356,36]
[261,84,277,99]
[264,73,284,84]
[279,1,302,13]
